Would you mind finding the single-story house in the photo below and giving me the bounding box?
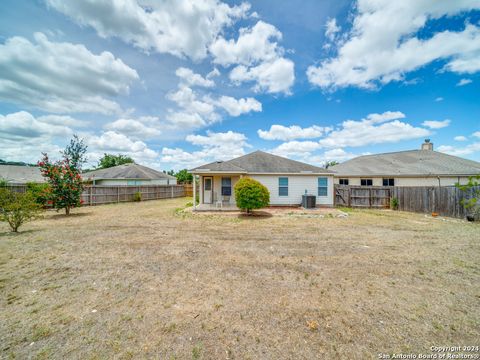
[190,150,334,210]
[0,165,44,184]
[332,140,480,187]
[82,163,177,185]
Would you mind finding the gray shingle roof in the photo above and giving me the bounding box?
[0,165,45,183]
[331,150,480,176]
[191,150,333,174]
[82,163,175,180]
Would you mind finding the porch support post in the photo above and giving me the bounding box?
[193,174,197,211]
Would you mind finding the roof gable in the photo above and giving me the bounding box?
[82,163,175,180]
[191,151,333,174]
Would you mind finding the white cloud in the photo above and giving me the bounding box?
[210,21,295,94]
[325,18,340,42]
[258,124,328,141]
[422,119,451,129]
[270,140,321,157]
[213,96,262,116]
[0,33,138,114]
[437,142,480,156]
[210,21,282,66]
[206,68,221,79]
[454,135,468,141]
[86,130,158,164]
[473,131,480,138]
[47,0,251,61]
[186,130,247,147]
[456,78,473,86]
[165,84,261,129]
[0,111,82,163]
[307,1,480,90]
[229,57,295,94]
[0,111,73,141]
[104,117,162,139]
[435,97,444,102]
[175,67,215,88]
[161,130,249,169]
[318,111,430,148]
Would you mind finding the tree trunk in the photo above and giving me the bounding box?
[65,206,70,216]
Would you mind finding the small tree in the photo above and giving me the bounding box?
[175,169,193,184]
[456,175,480,220]
[0,188,42,232]
[97,153,134,169]
[324,160,339,169]
[38,135,87,216]
[234,178,270,214]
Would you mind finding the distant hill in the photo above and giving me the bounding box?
[0,159,37,167]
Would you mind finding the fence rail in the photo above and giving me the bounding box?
[335,184,479,219]
[4,184,186,206]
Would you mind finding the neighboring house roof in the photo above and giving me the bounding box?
[0,165,45,183]
[82,163,176,180]
[191,150,333,174]
[332,150,480,177]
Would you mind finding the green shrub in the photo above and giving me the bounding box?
[390,197,399,210]
[234,177,270,213]
[26,182,51,207]
[456,175,480,219]
[133,191,142,202]
[0,188,42,232]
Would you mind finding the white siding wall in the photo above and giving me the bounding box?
[250,175,334,206]
[333,176,472,187]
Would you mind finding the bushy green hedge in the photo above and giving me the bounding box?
[234,178,270,213]
[0,188,42,232]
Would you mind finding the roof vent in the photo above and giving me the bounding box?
[421,139,433,151]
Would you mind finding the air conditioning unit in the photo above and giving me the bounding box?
[302,194,316,209]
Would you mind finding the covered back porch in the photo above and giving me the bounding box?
[192,172,245,211]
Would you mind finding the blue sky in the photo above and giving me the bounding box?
[0,0,479,170]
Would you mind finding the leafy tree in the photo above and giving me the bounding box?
[26,182,51,207]
[175,169,193,183]
[234,177,270,214]
[97,154,134,169]
[324,160,339,169]
[456,175,480,219]
[0,188,42,232]
[38,135,87,216]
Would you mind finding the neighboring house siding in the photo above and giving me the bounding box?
[251,175,334,206]
[333,176,472,187]
[94,179,174,186]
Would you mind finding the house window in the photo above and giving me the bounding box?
[360,179,373,186]
[339,178,349,185]
[221,177,232,196]
[127,180,141,185]
[279,177,288,196]
[318,177,328,196]
[382,178,395,186]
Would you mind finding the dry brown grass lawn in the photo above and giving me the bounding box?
[1,198,479,359]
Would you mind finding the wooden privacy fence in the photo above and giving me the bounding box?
[4,184,186,206]
[335,184,480,219]
[182,183,199,197]
[335,185,392,208]
[80,185,185,206]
